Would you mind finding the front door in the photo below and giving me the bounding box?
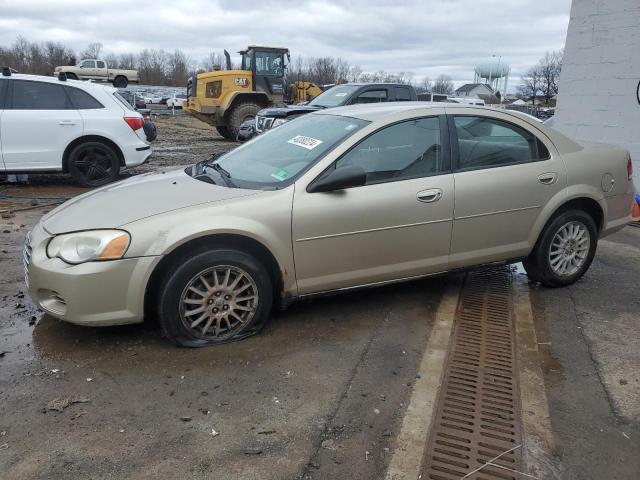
[448,111,567,268]
[292,115,454,294]
[1,79,83,170]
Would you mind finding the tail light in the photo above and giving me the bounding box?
[124,116,144,131]
[628,157,633,180]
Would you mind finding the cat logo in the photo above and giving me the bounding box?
[234,77,249,88]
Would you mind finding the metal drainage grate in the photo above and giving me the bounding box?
[422,269,523,480]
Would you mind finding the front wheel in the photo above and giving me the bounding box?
[216,126,234,140]
[523,210,598,287]
[157,249,273,347]
[227,102,261,140]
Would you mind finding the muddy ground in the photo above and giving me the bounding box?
[1,114,639,479]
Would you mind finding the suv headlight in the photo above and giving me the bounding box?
[272,118,288,127]
[47,230,131,265]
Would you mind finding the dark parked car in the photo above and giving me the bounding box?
[252,83,418,137]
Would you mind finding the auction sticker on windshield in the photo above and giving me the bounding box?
[288,135,323,150]
[271,168,290,181]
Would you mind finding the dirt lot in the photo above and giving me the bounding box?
[1,115,639,479]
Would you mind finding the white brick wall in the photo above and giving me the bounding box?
[555,0,640,181]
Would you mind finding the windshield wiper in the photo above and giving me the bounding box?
[205,162,236,187]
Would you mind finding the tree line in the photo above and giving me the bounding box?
[0,36,458,92]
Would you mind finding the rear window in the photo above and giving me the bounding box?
[10,80,72,110]
[113,91,135,111]
[66,87,104,109]
[395,87,412,101]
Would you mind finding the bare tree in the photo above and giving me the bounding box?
[433,75,454,95]
[168,49,191,86]
[202,51,224,71]
[538,50,562,105]
[81,42,103,59]
[519,65,542,105]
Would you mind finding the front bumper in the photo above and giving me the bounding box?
[25,224,159,326]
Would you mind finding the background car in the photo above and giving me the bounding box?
[24,103,634,347]
[118,90,147,109]
[144,94,163,104]
[0,72,152,186]
[166,94,187,109]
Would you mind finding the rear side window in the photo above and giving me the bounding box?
[395,87,412,101]
[10,80,72,110]
[113,91,135,111]
[336,117,442,184]
[453,116,549,171]
[97,61,106,69]
[353,89,388,104]
[66,87,104,109]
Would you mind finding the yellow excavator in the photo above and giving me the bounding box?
[184,46,322,140]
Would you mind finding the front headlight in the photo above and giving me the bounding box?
[47,230,131,265]
[272,118,288,128]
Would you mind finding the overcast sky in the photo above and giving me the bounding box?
[0,0,572,88]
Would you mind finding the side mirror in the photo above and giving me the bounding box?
[308,165,366,193]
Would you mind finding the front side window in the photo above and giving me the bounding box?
[454,116,549,170]
[335,117,442,185]
[10,80,71,110]
[66,87,104,109]
[254,52,284,76]
[80,60,95,68]
[353,89,387,104]
[213,114,368,189]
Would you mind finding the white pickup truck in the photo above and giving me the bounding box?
[54,59,139,88]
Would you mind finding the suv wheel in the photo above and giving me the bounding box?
[157,249,273,347]
[523,209,598,287]
[68,141,120,187]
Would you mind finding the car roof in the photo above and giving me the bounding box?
[2,73,116,93]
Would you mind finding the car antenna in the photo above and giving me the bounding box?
[2,67,11,77]
[58,72,67,81]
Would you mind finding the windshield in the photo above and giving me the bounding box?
[212,114,368,189]
[309,85,360,108]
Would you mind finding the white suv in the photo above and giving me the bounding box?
[0,71,152,186]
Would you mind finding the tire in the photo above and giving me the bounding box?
[143,120,157,142]
[113,76,128,88]
[157,249,273,347]
[216,126,234,140]
[227,102,261,140]
[67,141,120,187]
[523,209,598,287]
[65,73,78,80]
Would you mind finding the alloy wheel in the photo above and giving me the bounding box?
[179,265,259,340]
[548,221,590,276]
[74,146,116,183]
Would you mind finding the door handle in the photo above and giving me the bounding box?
[58,120,76,126]
[417,188,442,203]
[538,172,558,185]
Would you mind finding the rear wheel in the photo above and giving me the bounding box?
[67,141,120,187]
[216,126,234,140]
[227,102,261,140]
[157,249,273,347]
[523,209,598,287]
[65,72,78,80]
[113,76,128,88]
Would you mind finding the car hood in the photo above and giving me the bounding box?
[41,169,258,234]
[258,104,323,118]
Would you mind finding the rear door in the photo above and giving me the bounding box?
[448,109,566,267]
[1,79,83,170]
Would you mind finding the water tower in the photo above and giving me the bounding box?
[474,56,510,97]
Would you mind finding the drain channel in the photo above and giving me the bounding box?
[422,269,523,480]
